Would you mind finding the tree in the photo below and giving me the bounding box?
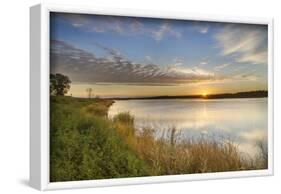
[86,88,93,99]
[50,73,71,96]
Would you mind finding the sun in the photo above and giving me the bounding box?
[202,92,208,97]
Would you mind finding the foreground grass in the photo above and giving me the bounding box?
[50,96,149,182]
[50,96,267,182]
[113,114,267,175]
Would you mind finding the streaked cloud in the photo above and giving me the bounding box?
[215,24,268,65]
[214,63,230,71]
[145,55,152,61]
[198,26,208,34]
[190,22,210,34]
[51,40,218,85]
[152,22,182,41]
[53,13,214,42]
[200,61,208,65]
[63,13,126,34]
[231,74,259,81]
[54,13,182,42]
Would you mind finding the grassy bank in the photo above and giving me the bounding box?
[50,96,267,182]
[50,96,149,182]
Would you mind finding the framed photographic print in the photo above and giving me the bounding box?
[30,3,274,191]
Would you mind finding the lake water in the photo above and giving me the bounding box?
[108,98,268,157]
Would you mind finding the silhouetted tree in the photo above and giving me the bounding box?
[50,74,71,96]
[86,88,93,99]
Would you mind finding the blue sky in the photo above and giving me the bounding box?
[50,12,268,97]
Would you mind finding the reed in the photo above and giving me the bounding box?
[112,112,268,175]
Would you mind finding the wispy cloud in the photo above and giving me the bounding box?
[190,22,210,34]
[200,61,208,65]
[170,57,184,66]
[198,26,208,34]
[51,40,218,85]
[54,13,182,42]
[231,74,259,81]
[215,24,268,65]
[152,22,182,41]
[73,15,126,34]
[145,55,152,61]
[214,63,230,71]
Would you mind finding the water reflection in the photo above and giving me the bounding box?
[108,98,268,156]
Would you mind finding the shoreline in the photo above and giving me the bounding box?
[104,91,268,100]
[68,90,268,100]
[108,96,268,101]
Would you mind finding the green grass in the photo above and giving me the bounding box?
[50,96,149,182]
[50,96,267,182]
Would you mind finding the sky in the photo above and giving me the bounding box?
[50,12,268,98]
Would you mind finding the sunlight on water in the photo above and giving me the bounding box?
[108,98,268,157]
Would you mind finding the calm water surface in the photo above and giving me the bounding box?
[108,98,268,156]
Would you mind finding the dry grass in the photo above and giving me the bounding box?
[112,112,268,175]
[83,100,114,117]
[255,139,268,169]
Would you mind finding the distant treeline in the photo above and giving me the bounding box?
[204,90,268,99]
[108,90,268,100]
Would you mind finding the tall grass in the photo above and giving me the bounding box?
[50,96,268,182]
[112,112,268,175]
[50,97,149,182]
[255,139,268,169]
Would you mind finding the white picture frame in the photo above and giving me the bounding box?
[30,3,274,191]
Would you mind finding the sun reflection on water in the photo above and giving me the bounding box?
[108,98,268,156]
